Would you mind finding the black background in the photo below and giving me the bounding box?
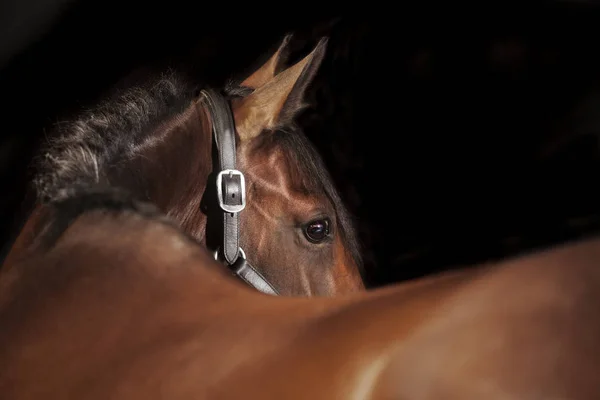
[2,1,600,287]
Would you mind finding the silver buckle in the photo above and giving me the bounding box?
[216,169,246,213]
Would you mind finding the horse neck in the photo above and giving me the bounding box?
[3,100,216,269]
[110,100,215,242]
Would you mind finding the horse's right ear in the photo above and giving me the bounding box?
[240,34,292,90]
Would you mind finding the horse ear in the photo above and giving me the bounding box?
[234,37,328,141]
[240,34,293,89]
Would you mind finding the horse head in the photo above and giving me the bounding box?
[4,35,365,296]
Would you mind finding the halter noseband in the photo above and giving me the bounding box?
[200,89,279,296]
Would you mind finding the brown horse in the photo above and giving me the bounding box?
[1,185,599,399]
[2,35,364,296]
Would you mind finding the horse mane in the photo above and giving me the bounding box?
[32,70,196,204]
[32,70,363,271]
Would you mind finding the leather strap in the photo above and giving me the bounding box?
[200,89,279,296]
[201,89,241,265]
[230,250,279,296]
[222,190,241,264]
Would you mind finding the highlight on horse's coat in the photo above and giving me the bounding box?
[3,34,365,296]
[1,186,599,399]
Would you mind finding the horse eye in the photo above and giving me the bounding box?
[304,218,331,243]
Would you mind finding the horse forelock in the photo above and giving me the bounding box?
[32,71,196,204]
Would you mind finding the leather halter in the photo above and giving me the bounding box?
[200,89,279,296]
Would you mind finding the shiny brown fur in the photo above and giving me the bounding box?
[3,35,364,295]
[1,191,599,399]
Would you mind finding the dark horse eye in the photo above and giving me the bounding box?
[304,218,331,243]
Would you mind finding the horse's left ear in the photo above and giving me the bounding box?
[233,37,328,141]
[240,34,292,89]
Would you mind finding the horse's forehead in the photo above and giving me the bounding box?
[241,143,312,191]
[239,142,291,184]
[238,142,329,211]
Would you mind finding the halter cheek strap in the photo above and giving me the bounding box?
[200,89,279,296]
